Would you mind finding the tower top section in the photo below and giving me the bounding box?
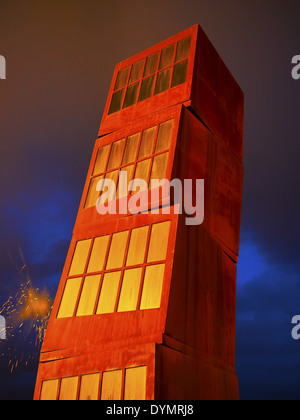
[99,24,244,160]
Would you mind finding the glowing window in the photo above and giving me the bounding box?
[126,226,149,266]
[129,60,144,84]
[140,264,165,310]
[85,175,103,209]
[123,82,140,109]
[132,159,151,191]
[138,75,155,102]
[79,373,100,401]
[147,221,170,263]
[159,44,175,70]
[107,139,125,171]
[87,235,110,273]
[124,366,147,400]
[100,170,119,204]
[40,379,59,400]
[59,376,79,400]
[117,268,143,312]
[69,239,92,276]
[57,277,82,318]
[106,231,129,270]
[150,152,169,183]
[58,220,171,319]
[138,126,157,159]
[155,119,174,153]
[117,164,135,199]
[171,60,189,88]
[107,37,191,114]
[114,67,130,90]
[86,119,174,207]
[96,271,121,314]
[144,52,159,76]
[93,145,110,175]
[154,68,172,95]
[108,89,125,114]
[175,36,191,62]
[76,275,101,317]
[101,370,123,400]
[122,133,140,165]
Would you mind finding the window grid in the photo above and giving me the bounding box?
[40,365,147,401]
[57,221,171,319]
[85,119,174,209]
[108,37,191,114]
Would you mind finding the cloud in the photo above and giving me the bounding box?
[236,252,300,400]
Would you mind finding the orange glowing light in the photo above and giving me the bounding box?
[20,289,50,320]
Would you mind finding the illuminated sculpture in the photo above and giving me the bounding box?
[34,24,244,400]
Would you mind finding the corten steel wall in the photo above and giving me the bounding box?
[34,24,244,400]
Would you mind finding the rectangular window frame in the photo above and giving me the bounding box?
[56,218,173,320]
[39,365,148,401]
[84,116,176,212]
[107,35,192,115]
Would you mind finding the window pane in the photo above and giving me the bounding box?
[57,277,82,318]
[154,68,171,95]
[147,221,171,263]
[106,231,129,270]
[96,271,121,314]
[99,170,118,205]
[93,145,110,175]
[114,67,130,90]
[138,126,157,159]
[87,235,110,273]
[175,37,191,62]
[138,75,155,102]
[107,139,125,171]
[144,52,159,76]
[117,164,135,199]
[76,275,101,316]
[69,239,92,276]
[101,370,122,400]
[140,264,165,310]
[132,159,151,192]
[126,226,149,266]
[171,59,188,88]
[59,377,79,400]
[79,373,100,400]
[85,175,103,209]
[159,44,175,70]
[108,89,125,115]
[129,60,144,84]
[117,268,143,312]
[150,152,169,182]
[155,119,174,153]
[124,366,147,400]
[123,82,140,109]
[122,133,140,165]
[40,379,59,400]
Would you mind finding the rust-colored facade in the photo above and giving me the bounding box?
[34,24,244,400]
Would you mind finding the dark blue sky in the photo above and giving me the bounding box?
[1,0,300,400]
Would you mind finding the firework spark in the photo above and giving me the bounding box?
[0,253,52,375]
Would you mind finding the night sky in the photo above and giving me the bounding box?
[1,0,300,400]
